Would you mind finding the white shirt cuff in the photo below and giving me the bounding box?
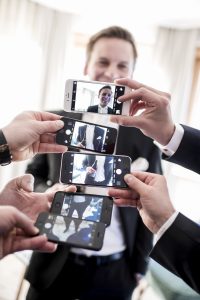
[154,124,184,157]
[155,211,179,243]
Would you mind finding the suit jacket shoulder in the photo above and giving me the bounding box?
[87,105,98,112]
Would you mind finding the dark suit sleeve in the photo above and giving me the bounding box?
[107,107,113,114]
[77,126,86,145]
[87,105,98,113]
[26,154,49,192]
[77,126,81,143]
[87,106,93,112]
[151,213,200,293]
[131,215,153,275]
[165,125,200,175]
[25,245,70,290]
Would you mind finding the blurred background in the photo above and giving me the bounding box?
[0,0,200,299]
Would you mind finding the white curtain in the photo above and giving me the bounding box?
[152,26,200,222]
[0,0,78,189]
[153,26,199,123]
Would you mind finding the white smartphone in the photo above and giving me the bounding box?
[64,79,131,116]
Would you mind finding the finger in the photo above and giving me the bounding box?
[124,173,149,195]
[13,210,39,236]
[12,235,57,253]
[37,119,64,135]
[113,198,138,207]
[33,111,63,122]
[38,144,67,154]
[15,174,34,192]
[64,185,77,193]
[45,185,77,203]
[110,115,143,127]
[115,78,168,97]
[35,240,58,253]
[108,187,138,199]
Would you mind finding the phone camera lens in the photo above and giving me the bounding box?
[116,169,122,175]
[45,222,52,229]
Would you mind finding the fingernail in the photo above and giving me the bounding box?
[56,120,64,128]
[26,176,34,191]
[124,174,133,183]
[33,227,39,234]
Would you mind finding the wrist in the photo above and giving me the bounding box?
[154,209,176,233]
[159,123,176,145]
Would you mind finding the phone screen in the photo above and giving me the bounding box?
[51,192,113,225]
[35,212,105,250]
[65,80,127,115]
[56,117,117,154]
[60,152,131,188]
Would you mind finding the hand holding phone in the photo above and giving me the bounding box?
[64,79,131,116]
[35,212,106,250]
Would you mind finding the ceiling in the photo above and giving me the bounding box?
[31,0,200,42]
[32,0,200,26]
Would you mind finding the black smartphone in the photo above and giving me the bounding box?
[35,212,106,251]
[64,79,131,115]
[50,191,113,226]
[56,117,117,154]
[60,151,131,188]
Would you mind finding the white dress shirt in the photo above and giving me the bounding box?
[98,105,108,114]
[85,125,95,150]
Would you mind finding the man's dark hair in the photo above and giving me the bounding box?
[98,85,112,96]
[86,26,138,68]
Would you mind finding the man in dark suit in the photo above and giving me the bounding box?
[75,124,105,152]
[83,154,113,186]
[108,78,200,294]
[66,195,91,220]
[25,26,162,300]
[87,85,113,114]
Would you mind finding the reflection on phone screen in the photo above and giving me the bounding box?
[71,154,113,186]
[45,214,98,247]
[70,81,125,115]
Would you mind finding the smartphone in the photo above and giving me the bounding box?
[60,151,131,188]
[35,212,106,250]
[64,79,130,115]
[56,117,117,154]
[50,191,113,226]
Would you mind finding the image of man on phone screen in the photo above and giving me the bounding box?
[73,123,105,152]
[87,85,113,114]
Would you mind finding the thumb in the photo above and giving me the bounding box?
[38,120,64,134]
[124,173,147,196]
[16,174,35,192]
